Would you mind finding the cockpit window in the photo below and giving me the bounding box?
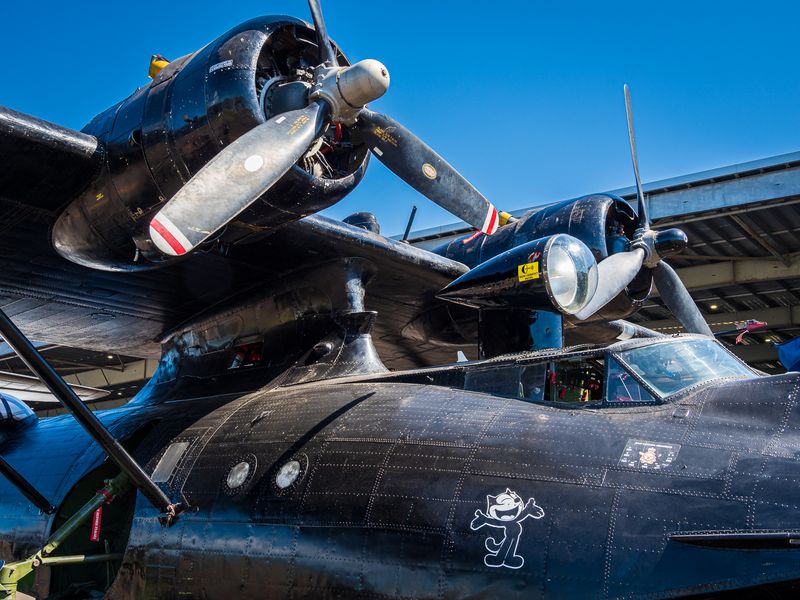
[0,393,35,423]
[434,339,750,408]
[616,338,754,398]
[606,357,656,403]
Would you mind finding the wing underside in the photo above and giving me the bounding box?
[0,106,469,369]
[0,193,469,369]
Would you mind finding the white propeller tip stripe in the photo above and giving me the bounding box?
[481,206,499,235]
[149,213,194,257]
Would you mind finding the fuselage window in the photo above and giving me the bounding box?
[465,366,525,398]
[543,357,604,404]
[520,363,547,402]
[459,355,659,407]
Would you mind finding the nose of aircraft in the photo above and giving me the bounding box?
[691,372,800,457]
[677,371,800,532]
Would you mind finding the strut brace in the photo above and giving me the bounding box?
[0,455,55,514]
[0,472,130,599]
[0,307,182,523]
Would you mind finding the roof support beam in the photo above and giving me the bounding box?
[63,359,157,390]
[729,343,779,364]
[729,214,791,266]
[672,253,777,262]
[638,305,800,333]
[658,258,800,293]
[644,162,800,222]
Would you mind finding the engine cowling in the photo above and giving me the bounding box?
[436,194,652,322]
[404,195,654,352]
[52,17,369,272]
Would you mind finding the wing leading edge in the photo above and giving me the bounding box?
[0,106,101,211]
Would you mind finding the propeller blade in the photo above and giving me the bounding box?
[574,248,645,320]
[652,261,713,336]
[356,110,500,234]
[623,84,649,230]
[150,102,326,257]
[308,0,338,67]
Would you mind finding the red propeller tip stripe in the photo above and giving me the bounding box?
[150,215,191,256]
[481,207,499,235]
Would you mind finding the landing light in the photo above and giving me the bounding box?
[438,234,598,316]
[544,236,598,315]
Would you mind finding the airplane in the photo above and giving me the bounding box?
[1,1,799,599]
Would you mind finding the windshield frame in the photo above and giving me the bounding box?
[609,337,756,400]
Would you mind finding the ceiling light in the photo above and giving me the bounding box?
[106,354,114,359]
[709,304,718,310]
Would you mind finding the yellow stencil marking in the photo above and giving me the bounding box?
[517,262,540,282]
[288,115,309,136]
[372,126,398,147]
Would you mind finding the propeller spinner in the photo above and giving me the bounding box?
[149,0,499,257]
[575,85,712,336]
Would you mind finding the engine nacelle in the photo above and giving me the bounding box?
[52,17,369,271]
[436,194,652,321]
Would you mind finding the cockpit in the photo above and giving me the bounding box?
[383,336,757,407]
[527,337,755,406]
[0,393,36,428]
[614,338,754,398]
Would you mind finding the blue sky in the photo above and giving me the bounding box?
[3,1,798,236]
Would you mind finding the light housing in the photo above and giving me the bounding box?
[437,234,598,315]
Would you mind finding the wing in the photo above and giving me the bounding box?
[0,107,101,211]
[0,107,470,369]
[0,197,469,369]
[252,216,471,368]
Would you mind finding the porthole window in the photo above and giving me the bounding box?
[276,460,301,489]
[272,454,308,494]
[223,454,257,494]
[227,461,251,489]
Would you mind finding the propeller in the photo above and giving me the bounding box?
[149,0,499,257]
[307,0,338,67]
[356,110,500,234]
[150,103,327,256]
[575,85,712,336]
[624,84,648,231]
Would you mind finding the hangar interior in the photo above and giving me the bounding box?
[7,150,800,412]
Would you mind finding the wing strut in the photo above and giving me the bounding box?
[0,455,55,514]
[0,308,183,525]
